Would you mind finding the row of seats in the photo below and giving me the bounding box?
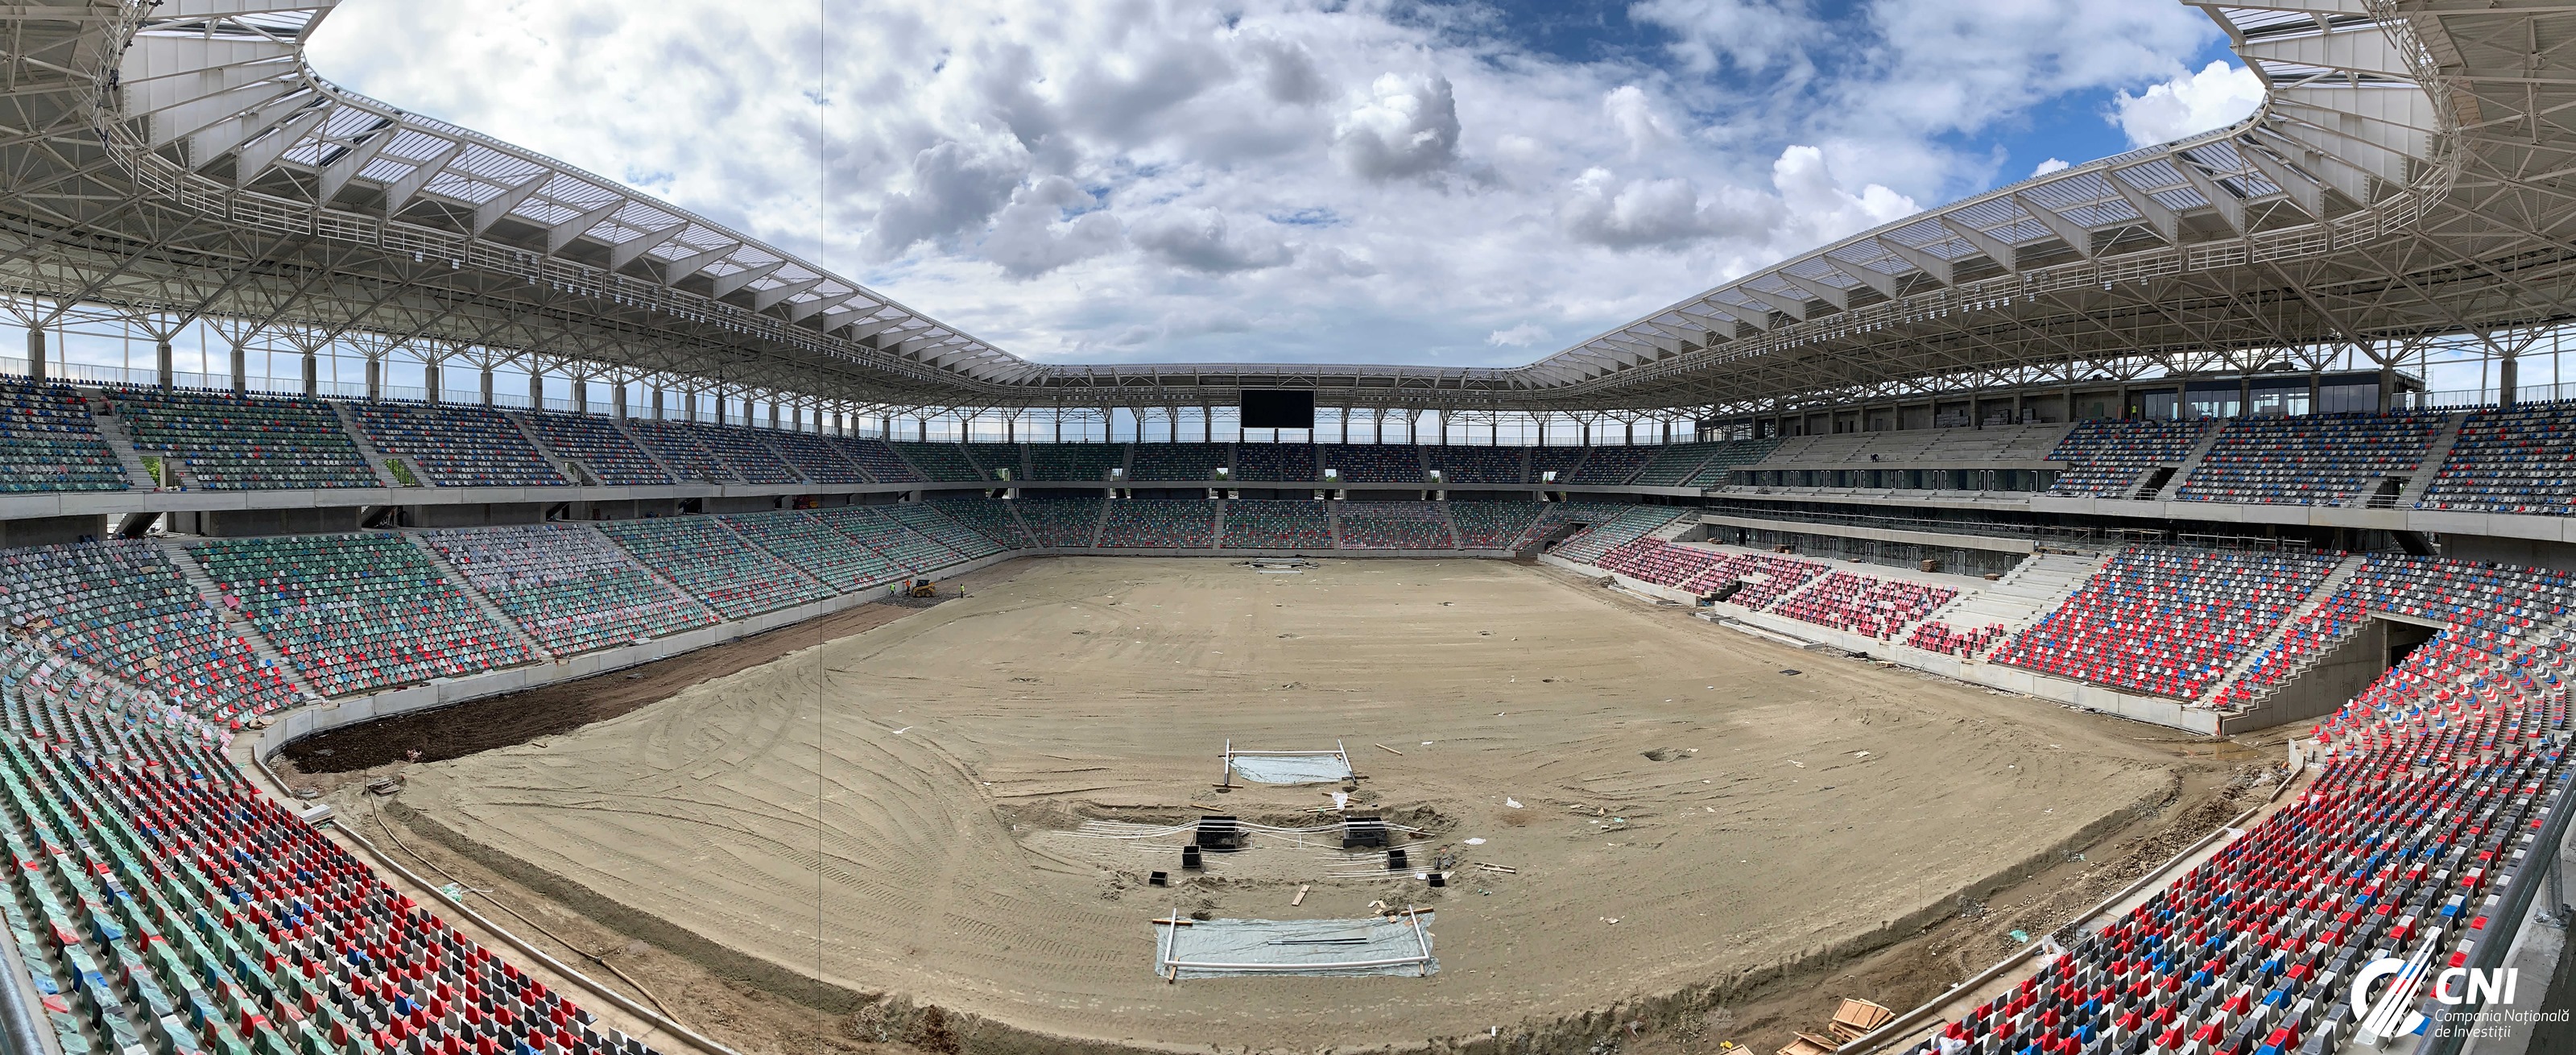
[593,518,833,620]
[0,380,124,492]
[1333,502,1455,548]
[420,524,713,656]
[924,497,1028,548]
[0,664,656,1055]
[1586,538,1831,610]
[1548,507,1685,564]
[680,425,802,486]
[843,440,924,483]
[1905,634,2570,1055]
[806,507,968,574]
[2176,413,2446,507]
[1231,445,1320,482]
[0,541,298,725]
[1768,572,1958,640]
[1126,444,1228,482]
[883,504,1005,561]
[2217,556,2573,713]
[350,403,564,488]
[1904,619,2007,658]
[1445,502,1543,548]
[1561,446,1653,486]
[2044,420,2209,497]
[1221,501,1331,549]
[520,412,671,486]
[723,511,905,591]
[761,430,870,485]
[1320,445,1424,484]
[1991,548,2340,701]
[891,442,986,482]
[1026,444,1124,482]
[2416,400,2576,515]
[192,534,534,697]
[1098,500,1218,548]
[111,388,378,491]
[1013,499,1105,547]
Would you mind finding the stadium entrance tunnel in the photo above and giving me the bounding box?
[2238,613,2441,729]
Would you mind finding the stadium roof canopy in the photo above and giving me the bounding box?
[0,1,2568,419]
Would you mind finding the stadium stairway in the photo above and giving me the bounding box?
[1209,499,1229,543]
[2381,411,2471,510]
[1912,550,2111,647]
[610,418,690,482]
[501,411,595,487]
[2147,426,2227,501]
[1325,503,1346,548]
[1436,503,1466,548]
[400,532,555,661]
[87,408,158,489]
[326,400,411,487]
[2202,554,2366,707]
[154,538,320,701]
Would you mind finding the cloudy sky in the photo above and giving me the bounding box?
[307,0,2265,370]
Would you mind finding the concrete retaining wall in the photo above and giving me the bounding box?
[1540,553,2222,736]
[251,548,1022,759]
[251,546,1517,760]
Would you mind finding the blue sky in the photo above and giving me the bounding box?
[308,0,2265,369]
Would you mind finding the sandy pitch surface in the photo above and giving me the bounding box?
[399,557,2177,1051]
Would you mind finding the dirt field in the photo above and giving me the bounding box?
[388,556,2188,1053]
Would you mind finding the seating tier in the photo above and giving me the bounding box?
[422,524,711,655]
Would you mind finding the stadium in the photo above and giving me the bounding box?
[0,2,2562,1055]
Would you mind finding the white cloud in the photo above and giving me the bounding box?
[2031,157,2070,177]
[300,0,2229,369]
[1129,209,1295,274]
[1331,72,1462,183]
[1558,168,1772,249]
[982,176,1123,278]
[2113,60,2265,147]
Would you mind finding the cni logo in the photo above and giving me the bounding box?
[2351,957,2520,1039]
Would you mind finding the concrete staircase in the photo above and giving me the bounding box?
[610,417,693,484]
[92,411,159,489]
[1435,502,1464,548]
[2373,411,2469,510]
[502,410,593,486]
[329,402,412,487]
[2149,425,2230,501]
[155,539,323,701]
[1324,502,1346,548]
[1921,550,2108,639]
[1210,499,1229,545]
[399,532,554,660]
[2206,554,2367,708]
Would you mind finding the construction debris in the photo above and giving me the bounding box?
[1829,999,1894,1042]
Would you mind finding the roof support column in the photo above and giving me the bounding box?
[424,359,440,405]
[481,367,495,407]
[301,350,318,397]
[528,370,544,411]
[229,342,247,395]
[155,339,173,390]
[651,387,665,420]
[572,377,587,415]
[364,356,381,401]
[22,327,40,384]
[2500,354,2519,408]
[612,380,628,419]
